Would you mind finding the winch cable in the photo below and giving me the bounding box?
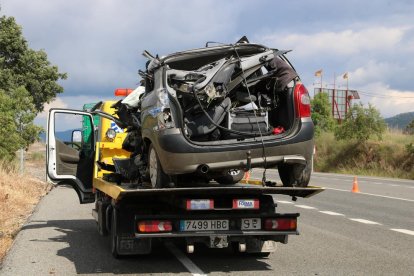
[232,45,268,186]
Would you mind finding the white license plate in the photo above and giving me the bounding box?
[241,218,261,230]
[180,220,229,231]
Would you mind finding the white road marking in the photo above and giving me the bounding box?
[319,211,345,216]
[390,229,414,236]
[325,188,414,202]
[349,218,382,225]
[390,184,400,187]
[295,205,317,210]
[165,242,206,276]
[277,200,294,204]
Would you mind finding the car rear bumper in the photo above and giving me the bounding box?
[151,119,314,175]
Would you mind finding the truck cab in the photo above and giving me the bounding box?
[47,98,130,203]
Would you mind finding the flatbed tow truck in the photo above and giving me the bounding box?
[47,106,323,258]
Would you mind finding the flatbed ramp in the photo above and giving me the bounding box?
[93,178,324,200]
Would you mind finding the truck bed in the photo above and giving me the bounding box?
[93,177,324,200]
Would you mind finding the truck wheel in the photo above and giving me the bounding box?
[278,161,311,187]
[148,144,169,188]
[216,169,244,185]
[111,208,120,258]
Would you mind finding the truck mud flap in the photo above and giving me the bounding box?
[115,236,152,255]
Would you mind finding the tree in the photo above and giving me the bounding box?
[0,14,66,159]
[311,92,336,135]
[334,103,386,141]
[0,15,67,112]
[405,119,414,135]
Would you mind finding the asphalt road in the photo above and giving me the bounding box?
[1,171,413,275]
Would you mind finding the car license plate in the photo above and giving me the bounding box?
[180,220,229,231]
[241,218,261,230]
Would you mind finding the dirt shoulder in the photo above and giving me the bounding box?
[0,143,51,263]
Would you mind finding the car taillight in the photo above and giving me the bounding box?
[137,220,172,233]
[294,83,311,118]
[264,218,297,231]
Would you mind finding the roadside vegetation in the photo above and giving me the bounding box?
[0,14,66,161]
[0,147,50,262]
[314,130,414,179]
[0,13,62,263]
[312,93,414,180]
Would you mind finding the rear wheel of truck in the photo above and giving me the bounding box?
[278,162,311,187]
[148,144,169,188]
[215,169,244,185]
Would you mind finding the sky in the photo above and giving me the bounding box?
[1,0,414,129]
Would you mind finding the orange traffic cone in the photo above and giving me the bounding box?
[243,171,251,181]
[351,176,360,193]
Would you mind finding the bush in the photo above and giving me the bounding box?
[334,103,386,142]
[311,92,336,136]
[314,131,414,179]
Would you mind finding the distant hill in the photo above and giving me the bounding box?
[39,129,79,142]
[385,112,414,130]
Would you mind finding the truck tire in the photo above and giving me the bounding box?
[111,208,120,258]
[278,161,311,187]
[148,144,169,189]
[216,169,244,185]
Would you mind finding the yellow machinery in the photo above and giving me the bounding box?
[83,100,130,179]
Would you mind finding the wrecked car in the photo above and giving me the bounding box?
[121,37,315,188]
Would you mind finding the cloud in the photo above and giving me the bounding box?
[2,0,243,95]
[3,0,414,120]
[35,95,115,130]
[259,26,407,58]
[356,82,414,118]
[37,97,69,119]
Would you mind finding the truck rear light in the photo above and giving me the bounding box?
[264,218,297,231]
[294,83,311,118]
[186,199,214,210]
[233,199,259,209]
[137,220,172,233]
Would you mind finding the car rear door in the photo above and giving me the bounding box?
[46,108,95,203]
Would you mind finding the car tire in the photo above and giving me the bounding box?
[278,161,311,187]
[216,169,244,185]
[148,144,169,188]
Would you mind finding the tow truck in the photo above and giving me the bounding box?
[46,89,323,258]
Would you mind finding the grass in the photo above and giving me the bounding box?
[314,130,414,179]
[0,146,50,263]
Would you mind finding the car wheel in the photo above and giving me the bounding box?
[148,144,169,188]
[278,161,311,187]
[216,169,244,185]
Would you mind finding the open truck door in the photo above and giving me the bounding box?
[47,109,95,204]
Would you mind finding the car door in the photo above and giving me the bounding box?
[46,108,95,204]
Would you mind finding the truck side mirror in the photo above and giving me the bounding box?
[72,130,82,143]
